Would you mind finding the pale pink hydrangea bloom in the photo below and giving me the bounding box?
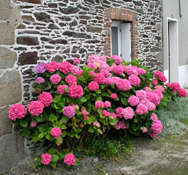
[124,66,138,75]
[116,79,131,91]
[122,107,134,120]
[150,93,161,106]
[95,101,104,108]
[93,121,100,127]
[99,55,107,63]
[73,58,80,64]
[93,62,100,68]
[63,106,75,118]
[93,73,105,84]
[59,61,72,74]
[150,113,158,121]
[111,55,122,65]
[140,127,148,133]
[76,70,83,76]
[128,74,141,86]
[87,55,99,64]
[82,110,88,116]
[111,93,117,99]
[146,91,154,101]
[112,77,121,84]
[140,98,150,107]
[154,86,165,92]
[152,78,158,85]
[128,95,140,106]
[64,153,76,166]
[70,65,79,75]
[136,103,148,115]
[50,74,61,85]
[65,75,77,85]
[110,113,117,119]
[98,60,109,70]
[57,85,68,94]
[149,119,163,138]
[147,102,156,111]
[35,77,45,84]
[28,101,44,116]
[30,121,37,127]
[144,87,152,92]
[87,63,97,70]
[51,127,62,139]
[88,81,99,91]
[100,69,109,77]
[68,85,83,98]
[116,107,124,118]
[104,101,111,108]
[113,66,124,75]
[47,61,60,73]
[104,77,114,85]
[38,92,53,107]
[136,90,146,100]
[41,153,52,165]
[177,88,187,97]
[8,103,27,121]
[137,68,146,75]
[102,110,110,117]
[114,120,127,130]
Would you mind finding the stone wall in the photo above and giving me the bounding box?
[0,0,162,173]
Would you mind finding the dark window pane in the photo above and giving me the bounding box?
[111,26,118,55]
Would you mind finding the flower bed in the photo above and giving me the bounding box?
[8,55,187,170]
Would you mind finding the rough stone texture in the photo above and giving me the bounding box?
[17,36,39,45]
[0,132,25,174]
[0,47,17,69]
[18,52,39,65]
[0,22,15,45]
[0,0,12,20]
[0,106,12,136]
[0,70,22,107]
[15,0,41,3]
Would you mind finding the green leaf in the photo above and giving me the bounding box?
[50,162,56,169]
[121,97,128,105]
[101,93,111,98]
[59,150,66,160]
[74,158,80,166]
[76,128,82,133]
[49,114,58,122]
[75,133,80,139]
[84,86,89,91]
[77,97,87,104]
[45,134,54,141]
[60,125,67,130]
[48,147,56,155]
[97,129,103,134]
[38,132,45,139]
[36,114,44,122]
[78,76,87,83]
[21,128,31,137]
[61,116,69,123]
[109,118,118,125]
[96,89,101,94]
[88,126,94,133]
[61,131,67,137]
[55,137,63,145]
[64,87,69,93]
[87,116,95,124]
[51,155,59,163]
[99,117,108,125]
[20,120,28,127]
[48,82,52,87]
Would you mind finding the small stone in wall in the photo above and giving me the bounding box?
[18,52,39,65]
[34,12,51,23]
[17,36,39,45]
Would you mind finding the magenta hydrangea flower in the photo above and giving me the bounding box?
[93,73,105,84]
[68,85,83,98]
[102,110,110,117]
[104,101,111,108]
[116,79,131,91]
[73,58,80,64]
[50,74,61,85]
[152,78,158,85]
[35,77,45,84]
[51,127,62,139]
[111,93,117,99]
[170,82,181,91]
[154,71,163,77]
[30,121,37,127]
[38,92,53,107]
[104,77,113,85]
[122,107,134,120]
[95,101,104,108]
[136,90,146,100]
[76,70,83,76]
[165,83,170,87]
[87,63,97,70]
[59,61,72,74]
[63,106,75,118]
[100,69,109,77]
[64,153,76,166]
[128,95,140,106]
[116,107,124,118]
[158,75,167,82]
[82,110,88,116]
[124,66,138,75]
[33,62,48,74]
[70,65,79,75]
[149,119,163,137]
[65,75,77,85]
[57,85,68,94]
[47,61,60,73]
[153,89,163,100]
[113,66,124,75]
[88,81,99,91]
[111,55,122,65]
[128,74,141,86]
[114,120,127,130]
[41,153,52,165]
[28,101,44,116]
[137,68,146,75]
[147,102,156,111]
[112,77,121,84]
[150,113,158,121]
[110,113,117,119]
[136,103,148,115]
[150,93,161,106]
[177,88,187,97]
[8,103,27,121]
[93,121,100,127]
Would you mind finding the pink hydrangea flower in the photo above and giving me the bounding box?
[50,74,61,85]
[47,61,60,73]
[73,58,80,64]
[76,70,83,76]
[177,88,187,97]
[150,113,158,121]
[104,77,114,85]
[93,122,100,127]
[146,91,154,101]
[154,71,163,77]
[100,69,109,77]
[8,103,27,121]
[170,82,181,91]
[165,83,170,87]
[65,75,77,85]
[70,65,79,75]
[136,90,146,100]
[99,55,107,63]
[63,106,75,118]
[64,153,76,166]
[116,79,131,91]
[51,127,62,139]
[30,121,37,127]
[128,74,141,86]
[38,92,53,107]
[149,119,163,137]
[87,63,97,70]
[28,101,44,116]
[128,95,140,106]
[116,107,124,118]
[115,120,127,130]
[82,110,88,116]
[150,93,161,105]
[87,55,99,64]
[41,153,52,165]
[152,78,158,85]
[158,75,167,82]
[93,73,105,84]
[33,62,48,74]
[153,89,163,100]
[140,127,148,133]
[88,81,99,91]
[122,107,134,120]
[111,55,122,65]
[124,66,138,75]
[144,87,152,92]
[147,102,156,111]
[136,103,148,115]
[137,68,146,75]
[57,85,68,94]
[113,66,124,75]
[89,71,97,77]
[154,86,165,92]
[111,93,117,99]
[59,61,72,74]
[112,77,121,84]
[35,77,45,84]
[95,101,104,108]
[104,101,111,108]
[110,113,117,119]
[102,110,110,117]
[140,98,150,107]
[68,85,83,98]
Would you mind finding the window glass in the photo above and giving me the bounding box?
[111,26,119,55]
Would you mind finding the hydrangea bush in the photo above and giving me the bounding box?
[8,55,187,170]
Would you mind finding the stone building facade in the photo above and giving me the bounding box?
[0,0,162,173]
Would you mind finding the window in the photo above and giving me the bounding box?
[111,21,131,62]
